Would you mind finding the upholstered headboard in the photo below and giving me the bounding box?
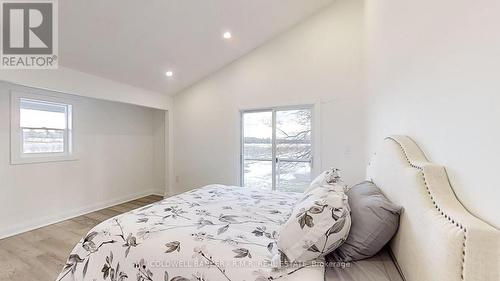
[367,136,499,281]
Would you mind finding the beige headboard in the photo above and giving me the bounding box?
[367,136,499,281]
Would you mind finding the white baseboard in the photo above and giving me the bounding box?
[0,189,160,240]
[151,189,166,197]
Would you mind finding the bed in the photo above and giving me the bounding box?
[56,136,499,281]
[55,185,323,281]
[325,248,403,281]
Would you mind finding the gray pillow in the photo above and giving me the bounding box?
[331,181,402,262]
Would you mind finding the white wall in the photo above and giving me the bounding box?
[153,110,166,193]
[173,0,366,193]
[365,0,500,229]
[0,82,166,238]
[0,66,172,110]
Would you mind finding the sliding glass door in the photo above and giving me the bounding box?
[241,106,312,192]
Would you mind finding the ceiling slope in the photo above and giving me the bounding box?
[59,0,334,95]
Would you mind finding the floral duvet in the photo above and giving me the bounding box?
[56,185,325,281]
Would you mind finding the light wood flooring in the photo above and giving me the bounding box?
[0,195,163,281]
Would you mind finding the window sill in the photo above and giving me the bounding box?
[10,154,79,165]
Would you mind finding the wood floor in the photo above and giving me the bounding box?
[0,195,163,281]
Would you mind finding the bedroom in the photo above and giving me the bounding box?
[0,0,498,281]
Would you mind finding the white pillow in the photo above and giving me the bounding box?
[304,168,346,194]
[277,184,351,263]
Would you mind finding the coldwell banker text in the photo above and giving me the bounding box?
[1,0,58,69]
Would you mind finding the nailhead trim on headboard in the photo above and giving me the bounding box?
[385,137,467,281]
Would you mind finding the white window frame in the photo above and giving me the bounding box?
[240,104,317,190]
[10,91,78,165]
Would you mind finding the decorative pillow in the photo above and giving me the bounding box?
[330,181,402,262]
[277,184,351,263]
[304,168,346,194]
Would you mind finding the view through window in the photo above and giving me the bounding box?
[20,98,71,154]
[241,107,312,192]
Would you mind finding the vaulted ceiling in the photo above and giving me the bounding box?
[59,0,334,95]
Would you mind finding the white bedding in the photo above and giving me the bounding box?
[325,248,403,281]
[56,185,325,281]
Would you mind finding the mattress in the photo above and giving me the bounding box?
[56,185,325,281]
[325,248,404,281]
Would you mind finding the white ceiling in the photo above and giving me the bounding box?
[59,0,334,96]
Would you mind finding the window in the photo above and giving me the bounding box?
[11,92,75,164]
[241,106,313,192]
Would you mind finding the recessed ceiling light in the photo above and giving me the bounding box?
[165,71,173,77]
[223,31,232,39]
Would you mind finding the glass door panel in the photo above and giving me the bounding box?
[275,109,312,192]
[242,111,273,190]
